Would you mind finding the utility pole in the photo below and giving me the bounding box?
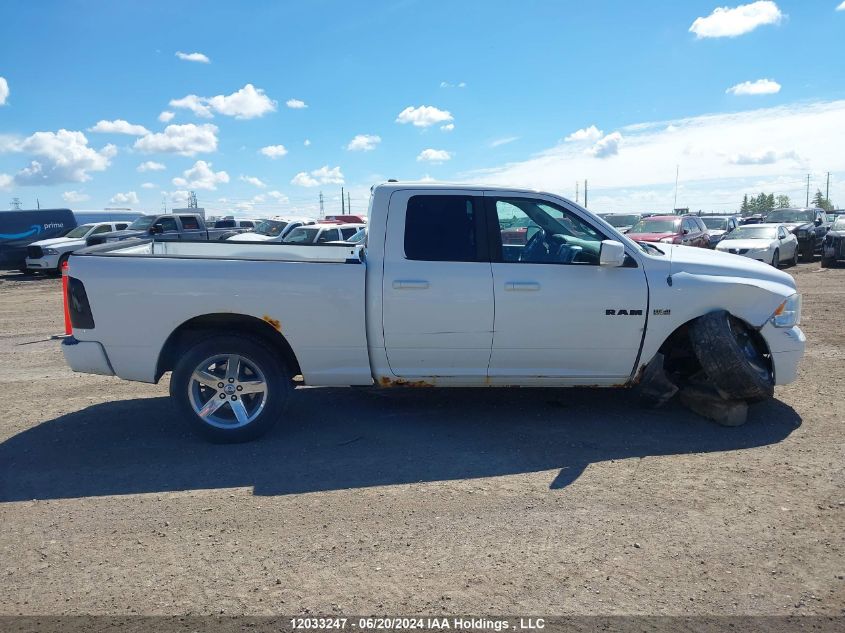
[826,172,830,205]
[341,187,345,214]
[584,180,588,209]
[806,174,810,207]
[575,181,579,204]
[673,164,679,210]
[319,191,324,217]
[347,191,351,214]
[188,191,198,209]
[36,198,40,210]
[10,197,22,210]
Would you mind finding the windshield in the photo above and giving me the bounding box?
[765,209,813,223]
[832,218,845,231]
[283,227,319,243]
[128,216,155,230]
[602,214,641,228]
[723,226,777,240]
[254,220,288,237]
[629,217,679,234]
[348,228,366,243]
[701,217,728,230]
[64,224,95,238]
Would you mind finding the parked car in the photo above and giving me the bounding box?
[282,223,366,244]
[740,214,764,225]
[86,213,235,246]
[25,221,131,273]
[821,216,845,267]
[322,215,367,224]
[762,208,828,261]
[699,216,739,247]
[714,223,798,268]
[227,217,315,243]
[62,183,804,443]
[626,215,710,248]
[213,218,257,232]
[0,208,77,271]
[597,213,643,234]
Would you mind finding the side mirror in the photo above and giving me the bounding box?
[149,224,164,235]
[599,240,626,267]
[682,228,690,235]
[814,218,822,226]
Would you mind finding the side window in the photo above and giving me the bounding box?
[317,228,340,243]
[491,198,606,265]
[240,221,254,228]
[214,220,235,228]
[777,227,785,239]
[180,216,200,230]
[157,217,178,232]
[696,218,707,231]
[340,227,358,239]
[404,195,479,262]
[115,223,128,230]
[91,224,112,235]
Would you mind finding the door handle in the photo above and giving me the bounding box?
[504,281,540,291]
[393,280,429,290]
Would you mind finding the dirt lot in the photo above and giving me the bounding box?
[0,262,842,616]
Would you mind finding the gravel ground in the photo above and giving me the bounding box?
[0,262,843,616]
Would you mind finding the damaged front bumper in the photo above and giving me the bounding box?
[758,323,805,385]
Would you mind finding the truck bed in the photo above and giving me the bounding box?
[80,238,363,264]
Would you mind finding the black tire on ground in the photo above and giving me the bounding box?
[771,249,779,268]
[170,334,291,443]
[790,248,799,267]
[689,310,774,402]
[821,255,835,268]
[800,244,814,262]
[53,253,70,275]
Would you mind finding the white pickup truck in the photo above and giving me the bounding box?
[62,183,805,442]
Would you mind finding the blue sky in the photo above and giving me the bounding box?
[1,0,844,216]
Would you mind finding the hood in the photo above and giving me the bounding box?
[89,229,144,243]
[664,244,794,289]
[708,229,727,238]
[715,239,773,251]
[627,231,677,242]
[779,222,812,232]
[228,232,274,242]
[29,236,86,248]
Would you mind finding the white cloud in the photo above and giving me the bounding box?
[0,77,8,106]
[0,129,116,185]
[728,149,799,165]
[440,81,466,89]
[303,139,311,147]
[290,165,344,187]
[463,100,845,212]
[441,123,455,132]
[490,136,519,148]
[565,125,604,142]
[286,98,307,109]
[689,1,783,38]
[133,123,219,156]
[396,105,454,128]
[141,182,157,189]
[267,190,289,203]
[170,84,277,119]
[417,148,452,163]
[158,111,175,123]
[346,134,381,151]
[169,190,191,205]
[175,51,210,63]
[240,175,266,188]
[62,190,89,203]
[172,160,229,190]
[88,119,150,136]
[260,144,288,158]
[109,191,139,205]
[137,160,166,172]
[589,132,623,158]
[838,1,845,10]
[0,173,11,190]
[726,78,781,95]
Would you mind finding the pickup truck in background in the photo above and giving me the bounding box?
[25,221,131,273]
[86,213,235,246]
[62,183,805,442]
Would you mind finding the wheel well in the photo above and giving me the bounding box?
[656,313,772,380]
[155,313,302,382]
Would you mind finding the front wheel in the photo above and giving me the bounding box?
[800,244,814,262]
[771,249,779,268]
[170,335,291,442]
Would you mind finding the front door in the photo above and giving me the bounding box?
[485,194,649,385]
[381,190,493,381]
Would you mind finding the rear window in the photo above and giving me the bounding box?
[214,220,235,228]
[240,221,254,228]
[180,216,200,230]
[404,195,478,262]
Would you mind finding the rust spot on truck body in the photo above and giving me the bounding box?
[262,315,281,331]
[378,376,434,388]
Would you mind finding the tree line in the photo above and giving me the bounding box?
[739,190,834,215]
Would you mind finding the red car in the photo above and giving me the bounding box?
[626,215,710,248]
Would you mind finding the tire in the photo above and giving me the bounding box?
[689,311,774,402]
[54,253,70,275]
[821,256,835,268]
[800,244,814,262]
[790,248,799,267]
[170,334,291,443]
[771,249,779,268]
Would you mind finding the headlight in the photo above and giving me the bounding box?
[43,248,59,255]
[659,237,675,243]
[771,294,801,328]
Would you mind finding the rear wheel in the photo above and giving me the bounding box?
[689,311,774,402]
[821,255,835,268]
[771,249,779,268]
[170,335,291,442]
[790,248,799,267]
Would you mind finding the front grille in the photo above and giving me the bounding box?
[27,245,43,258]
[727,248,749,255]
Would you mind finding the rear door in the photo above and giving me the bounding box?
[381,190,493,381]
[484,193,648,384]
[178,215,206,240]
